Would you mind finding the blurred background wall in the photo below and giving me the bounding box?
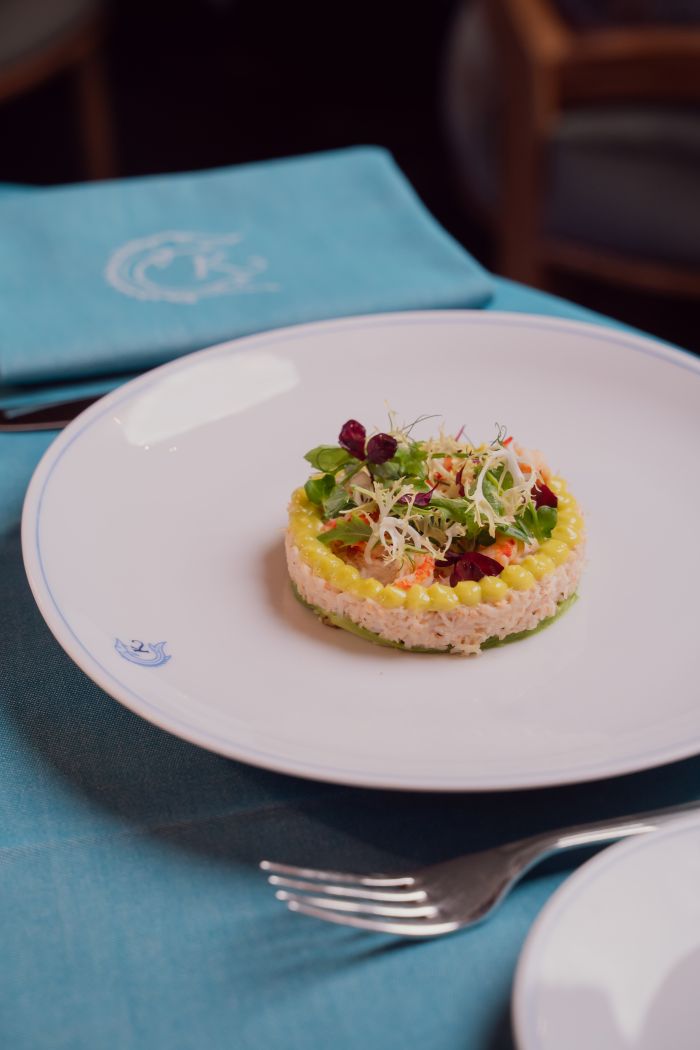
[0,0,698,349]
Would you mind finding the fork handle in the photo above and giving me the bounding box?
[512,799,700,869]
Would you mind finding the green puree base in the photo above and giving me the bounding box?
[291,583,578,654]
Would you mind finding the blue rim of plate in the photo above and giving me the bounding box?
[20,312,700,791]
[512,810,700,1049]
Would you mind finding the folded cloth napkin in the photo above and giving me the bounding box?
[0,147,493,411]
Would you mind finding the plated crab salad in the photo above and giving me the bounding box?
[286,416,585,655]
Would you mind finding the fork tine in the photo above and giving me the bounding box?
[259,860,414,887]
[285,899,457,937]
[267,875,426,902]
[275,890,437,919]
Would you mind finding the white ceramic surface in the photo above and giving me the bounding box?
[21,312,700,790]
[513,813,700,1050]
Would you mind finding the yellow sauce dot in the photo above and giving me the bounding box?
[291,488,310,508]
[455,580,481,606]
[405,585,431,610]
[521,553,556,579]
[376,585,407,609]
[557,511,583,533]
[427,583,459,610]
[329,563,359,589]
[350,577,384,600]
[479,577,510,604]
[316,554,341,581]
[291,521,318,541]
[290,509,319,528]
[293,501,317,516]
[540,539,570,565]
[549,477,568,496]
[552,523,580,546]
[500,565,536,591]
[301,545,322,568]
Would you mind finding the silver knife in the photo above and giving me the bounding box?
[0,397,101,432]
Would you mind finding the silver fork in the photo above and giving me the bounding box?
[261,800,700,937]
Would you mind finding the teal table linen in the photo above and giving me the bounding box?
[0,147,492,410]
[2,275,699,1050]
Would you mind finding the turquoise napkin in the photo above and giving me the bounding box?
[0,148,493,411]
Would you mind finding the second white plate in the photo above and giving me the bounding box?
[514,813,700,1050]
[21,312,700,790]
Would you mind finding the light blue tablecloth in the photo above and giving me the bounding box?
[1,149,698,1050]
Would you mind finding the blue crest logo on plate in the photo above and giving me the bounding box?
[115,639,171,667]
[105,230,280,303]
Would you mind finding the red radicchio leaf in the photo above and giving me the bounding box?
[435,550,461,566]
[412,486,435,508]
[455,464,465,497]
[438,551,503,586]
[366,432,398,465]
[397,482,438,508]
[338,419,367,460]
[532,481,558,509]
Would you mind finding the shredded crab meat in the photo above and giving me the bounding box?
[394,555,435,589]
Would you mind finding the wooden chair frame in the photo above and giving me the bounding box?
[487,0,700,296]
[0,11,115,180]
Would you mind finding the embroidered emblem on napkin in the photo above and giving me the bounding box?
[105,230,279,303]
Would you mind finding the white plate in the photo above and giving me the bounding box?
[513,812,700,1050]
[21,312,700,791]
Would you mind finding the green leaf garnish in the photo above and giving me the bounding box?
[304,473,335,506]
[482,471,504,515]
[429,497,480,537]
[394,443,428,479]
[304,445,354,473]
[317,518,372,547]
[497,518,535,544]
[522,504,558,542]
[370,442,427,483]
[535,505,558,540]
[428,496,469,523]
[323,485,354,519]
